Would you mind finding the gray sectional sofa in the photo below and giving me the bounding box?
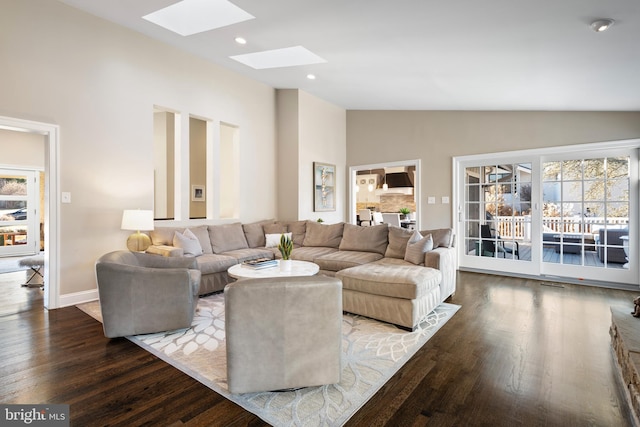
[146,220,457,329]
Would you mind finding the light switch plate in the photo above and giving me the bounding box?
[427,196,436,204]
[61,192,71,204]
[442,196,450,204]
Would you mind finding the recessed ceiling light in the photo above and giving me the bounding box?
[143,0,255,36]
[235,37,247,45]
[591,18,615,32]
[230,46,326,70]
[307,74,316,80]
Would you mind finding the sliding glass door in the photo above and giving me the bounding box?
[460,159,538,277]
[540,150,637,284]
[456,144,638,286]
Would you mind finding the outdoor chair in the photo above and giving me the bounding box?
[480,224,519,259]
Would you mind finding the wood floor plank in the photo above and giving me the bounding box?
[0,271,635,426]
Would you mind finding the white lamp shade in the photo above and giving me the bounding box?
[121,210,154,231]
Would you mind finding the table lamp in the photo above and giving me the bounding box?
[121,209,154,252]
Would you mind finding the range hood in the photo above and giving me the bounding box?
[376,172,414,195]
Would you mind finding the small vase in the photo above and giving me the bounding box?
[280,259,292,272]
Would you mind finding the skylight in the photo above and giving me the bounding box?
[143,0,255,36]
[230,46,326,69]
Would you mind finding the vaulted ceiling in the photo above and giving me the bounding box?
[59,0,640,111]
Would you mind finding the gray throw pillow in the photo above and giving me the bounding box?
[339,223,388,255]
[385,225,414,259]
[208,223,249,253]
[404,231,433,265]
[173,229,203,256]
[188,225,213,254]
[243,219,274,248]
[303,221,344,248]
[420,228,453,248]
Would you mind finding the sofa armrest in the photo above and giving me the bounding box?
[146,244,184,258]
[425,247,457,298]
[133,251,198,270]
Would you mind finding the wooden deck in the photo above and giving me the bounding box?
[470,243,627,269]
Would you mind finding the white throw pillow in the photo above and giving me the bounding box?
[265,232,292,248]
[173,228,204,256]
[404,231,433,265]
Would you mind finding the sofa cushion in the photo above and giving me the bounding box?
[420,228,453,248]
[277,220,307,247]
[150,226,183,246]
[339,223,388,255]
[150,225,212,254]
[195,254,238,275]
[173,229,204,256]
[146,245,184,257]
[189,225,214,254]
[263,223,287,234]
[315,250,384,272]
[385,226,414,259]
[404,232,433,265]
[336,263,441,300]
[291,246,338,262]
[209,223,249,253]
[243,219,275,248]
[220,248,274,263]
[303,221,344,248]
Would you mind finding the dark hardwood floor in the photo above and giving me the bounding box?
[0,269,635,426]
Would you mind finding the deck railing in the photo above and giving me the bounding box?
[492,216,629,240]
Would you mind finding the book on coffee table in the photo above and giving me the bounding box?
[242,258,278,269]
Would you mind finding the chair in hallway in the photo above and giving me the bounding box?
[382,213,401,227]
[480,224,519,259]
[358,209,372,226]
[372,211,384,225]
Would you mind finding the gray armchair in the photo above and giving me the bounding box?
[225,275,343,393]
[95,250,201,338]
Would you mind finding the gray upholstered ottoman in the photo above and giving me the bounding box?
[224,275,343,394]
[336,261,442,330]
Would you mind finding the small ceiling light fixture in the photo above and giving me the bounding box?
[235,37,247,44]
[306,74,316,80]
[591,18,615,32]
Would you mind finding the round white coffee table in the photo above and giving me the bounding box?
[228,260,319,280]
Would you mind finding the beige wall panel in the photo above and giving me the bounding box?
[0,129,45,168]
[347,111,640,229]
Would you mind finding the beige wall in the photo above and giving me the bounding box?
[0,129,45,168]
[1,0,277,298]
[277,90,347,223]
[347,111,640,229]
[189,117,206,219]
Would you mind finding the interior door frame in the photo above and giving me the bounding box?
[453,138,640,289]
[0,116,60,309]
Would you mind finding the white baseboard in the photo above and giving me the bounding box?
[58,288,99,308]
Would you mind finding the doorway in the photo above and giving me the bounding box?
[349,159,421,229]
[0,116,59,309]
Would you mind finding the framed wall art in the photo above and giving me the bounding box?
[313,162,336,212]
[191,185,205,202]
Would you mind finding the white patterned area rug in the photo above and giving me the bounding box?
[78,294,459,426]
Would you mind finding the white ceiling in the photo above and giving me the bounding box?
[58,0,640,111]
